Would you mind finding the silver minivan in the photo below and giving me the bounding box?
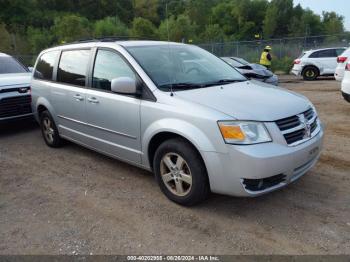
[31,40,324,205]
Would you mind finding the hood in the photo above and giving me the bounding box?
[175,81,310,121]
[0,73,31,89]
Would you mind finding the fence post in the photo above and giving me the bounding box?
[279,39,282,59]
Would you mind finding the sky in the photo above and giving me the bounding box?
[293,0,350,31]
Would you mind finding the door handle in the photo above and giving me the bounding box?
[73,94,84,101]
[88,97,99,104]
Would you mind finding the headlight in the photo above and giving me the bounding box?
[218,121,272,145]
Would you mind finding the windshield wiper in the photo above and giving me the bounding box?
[202,79,247,87]
[159,82,205,91]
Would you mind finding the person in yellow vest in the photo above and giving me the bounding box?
[260,46,272,69]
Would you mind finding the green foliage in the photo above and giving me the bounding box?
[0,0,347,56]
[271,56,294,74]
[131,17,157,39]
[94,17,129,37]
[202,24,225,43]
[322,11,344,35]
[52,14,91,43]
[158,15,197,42]
[134,0,160,25]
[0,23,12,53]
[27,27,53,54]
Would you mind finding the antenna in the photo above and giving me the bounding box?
[166,2,174,96]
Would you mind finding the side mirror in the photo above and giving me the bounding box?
[111,77,137,95]
[28,67,34,72]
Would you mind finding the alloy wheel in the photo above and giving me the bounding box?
[42,117,55,144]
[160,153,192,197]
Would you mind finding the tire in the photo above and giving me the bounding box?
[302,66,319,81]
[153,138,210,206]
[39,110,63,148]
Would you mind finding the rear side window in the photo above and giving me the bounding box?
[309,49,337,58]
[34,51,59,80]
[92,49,135,91]
[57,49,90,87]
[0,56,28,74]
[336,48,346,56]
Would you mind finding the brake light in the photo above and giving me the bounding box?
[337,56,347,63]
[294,59,301,64]
[346,63,350,71]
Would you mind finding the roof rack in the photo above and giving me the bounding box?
[58,36,158,46]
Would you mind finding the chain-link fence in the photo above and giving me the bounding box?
[9,34,350,69]
[198,34,350,63]
[12,55,38,67]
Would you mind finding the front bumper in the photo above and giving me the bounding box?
[202,124,324,197]
[0,93,33,122]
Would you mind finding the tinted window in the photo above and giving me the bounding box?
[34,51,59,80]
[0,56,28,74]
[92,49,135,91]
[57,50,90,86]
[309,49,336,58]
[336,48,346,56]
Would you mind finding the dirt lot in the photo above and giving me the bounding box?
[0,76,349,255]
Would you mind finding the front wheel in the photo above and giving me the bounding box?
[40,110,63,148]
[153,138,209,206]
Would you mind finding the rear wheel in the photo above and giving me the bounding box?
[153,138,209,206]
[302,66,318,81]
[40,110,63,147]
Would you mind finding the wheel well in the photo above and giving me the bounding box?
[148,132,205,171]
[37,105,47,117]
[302,65,320,76]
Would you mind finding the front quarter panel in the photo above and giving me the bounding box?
[140,91,232,168]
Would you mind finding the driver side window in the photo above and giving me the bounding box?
[92,49,135,91]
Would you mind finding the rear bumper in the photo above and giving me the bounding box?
[202,124,324,197]
[291,65,302,76]
[334,67,344,81]
[342,92,350,103]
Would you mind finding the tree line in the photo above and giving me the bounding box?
[0,0,346,55]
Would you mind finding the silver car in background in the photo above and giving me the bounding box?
[222,56,279,86]
[31,40,324,206]
[0,53,32,122]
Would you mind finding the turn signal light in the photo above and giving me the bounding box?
[219,125,245,140]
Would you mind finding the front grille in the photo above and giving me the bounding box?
[275,115,300,131]
[0,86,30,94]
[276,108,318,146]
[0,95,32,118]
[242,174,286,192]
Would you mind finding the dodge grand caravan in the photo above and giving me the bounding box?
[31,39,324,206]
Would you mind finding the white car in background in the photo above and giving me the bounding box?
[341,62,350,103]
[335,47,350,81]
[291,47,346,81]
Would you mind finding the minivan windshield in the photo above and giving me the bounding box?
[126,44,246,91]
[0,56,28,74]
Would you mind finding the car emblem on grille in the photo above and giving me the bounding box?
[18,87,28,93]
[298,114,311,138]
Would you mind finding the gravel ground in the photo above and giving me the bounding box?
[0,76,349,255]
